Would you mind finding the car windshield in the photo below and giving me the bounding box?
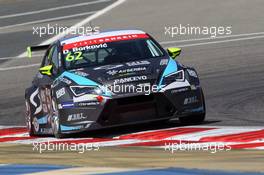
[62,37,164,69]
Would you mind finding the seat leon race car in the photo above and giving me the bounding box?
[25,29,206,138]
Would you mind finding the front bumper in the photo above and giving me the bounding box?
[58,86,205,134]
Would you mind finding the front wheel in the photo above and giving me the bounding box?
[179,89,206,125]
[51,98,64,138]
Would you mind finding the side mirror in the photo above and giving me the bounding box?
[167,47,181,59]
[39,65,52,76]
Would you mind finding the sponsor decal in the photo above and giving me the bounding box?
[184,96,198,105]
[126,60,150,66]
[63,34,149,50]
[78,101,99,107]
[54,77,72,86]
[40,88,52,114]
[160,59,169,66]
[106,67,146,76]
[106,70,118,76]
[73,94,98,102]
[61,102,74,109]
[114,75,148,84]
[40,128,53,134]
[67,113,87,121]
[63,43,108,63]
[94,64,123,70]
[63,43,108,54]
[29,88,42,115]
[189,106,204,112]
[73,71,89,77]
[56,88,65,99]
[64,51,83,62]
[60,124,83,131]
[171,87,189,93]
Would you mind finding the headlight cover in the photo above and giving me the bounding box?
[187,69,198,78]
[70,86,103,97]
[161,70,185,85]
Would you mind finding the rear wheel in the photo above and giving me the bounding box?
[25,99,37,136]
[179,89,206,124]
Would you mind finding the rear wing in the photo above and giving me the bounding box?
[26,45,50,58]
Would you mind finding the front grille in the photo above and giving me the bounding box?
[116,94,154,105]
[98,93,175,126]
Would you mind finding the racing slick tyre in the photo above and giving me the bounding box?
[51,98,65,138]
[25,99,37,136]
[179,89,206,125]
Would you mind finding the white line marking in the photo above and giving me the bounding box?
[0,54,43,60]
[160,31,264,45]
[167,128,261,141]
[0,133,28,139]
[0,11,97,30]
[0,63,39,71]
[0,0,111,19]
[0,56,22,61]
[255,146,264,149]
[183,125,264,129]
[40,0,127,46]
[0,164,9,166]
[17,0,127,58]
[0,125,25,128]
[2,31,261,61]
[166,35,264,48]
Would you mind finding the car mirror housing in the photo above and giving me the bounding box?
[39,65,53,76]
[167,47,181,59]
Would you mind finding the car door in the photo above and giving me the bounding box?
[36,44,59,117]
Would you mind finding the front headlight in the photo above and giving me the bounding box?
[70,86,102,97]
[187,69,198,78]
[161,70,185,85]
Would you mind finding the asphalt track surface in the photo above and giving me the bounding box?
[0,0,264,174]
[0,0,264,127]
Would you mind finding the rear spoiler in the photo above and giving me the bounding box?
[26,45,50,58]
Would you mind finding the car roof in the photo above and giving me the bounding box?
[60,29,147,45]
